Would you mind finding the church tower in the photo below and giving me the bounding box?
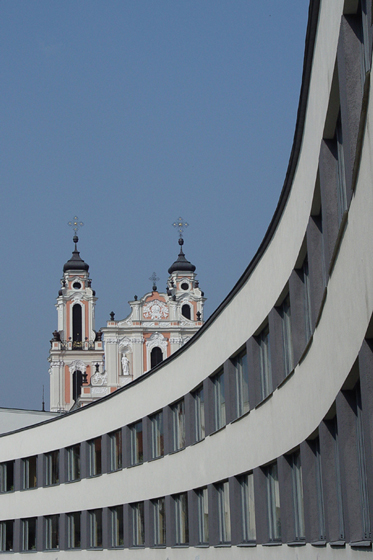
[49,230,104,412]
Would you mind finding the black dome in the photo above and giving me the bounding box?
[63,236,89,273]
[168,239,196,274]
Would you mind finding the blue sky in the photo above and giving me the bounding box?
[0,1,309,410]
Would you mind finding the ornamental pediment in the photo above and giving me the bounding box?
[143,300,169,321]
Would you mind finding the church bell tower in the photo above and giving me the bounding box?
[49,220,104,412]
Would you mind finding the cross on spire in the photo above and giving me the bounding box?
[68,216,84,238]
[149,272,159,292]
[172,217,189,239]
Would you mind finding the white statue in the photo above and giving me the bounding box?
[121,354,130,375]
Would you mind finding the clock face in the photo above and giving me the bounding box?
[143,300,169,320]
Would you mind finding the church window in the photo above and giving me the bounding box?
[235,350,249,417]
[89,509,102,548]
[109,429,122,471]
[0,461,14,493]
[45,450,59,486]
[72,370,83,403]
[23,456,37,490]
[150,411,164,459]
[130,421,143,465]
[67,512,81,549]
[67,444,80,482]
[45,515,59,550]
[72,282,81,290]
[181,282,189,291]
[72,304,82,349]
[21,518,36,551]
[0,520,13,551]
[182,304,191,320]
[151,347,163,368]
[88,437,102,476]
[172,399,185,451]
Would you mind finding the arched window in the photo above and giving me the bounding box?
[151,347,163,369]
[72,370,83,403]
[181,304,191,320]
[72,304,82,348]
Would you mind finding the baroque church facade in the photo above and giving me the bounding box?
[49,233,205,412]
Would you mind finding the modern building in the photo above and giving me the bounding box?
[49,233,205,412]
[1,0,373,557]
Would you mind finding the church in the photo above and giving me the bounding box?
[48,219,205,412]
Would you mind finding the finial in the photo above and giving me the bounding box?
[110,311,115,321]
[68,216,84,244]
[172,217,189,240]
[149,272,159,292]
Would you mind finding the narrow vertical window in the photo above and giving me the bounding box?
[45,450,59,486]
[235,351,249,417]
[360,0,370,82]
[172,399,186,451]
[217,481,231,543]
[72,304,82,349]
[213,370,226,430]
[22,518,37,551]
[88,437,102,476]
[130,421,143,465]
[132,502,145,546]
[72,370,83,402]
[151,347,163,368]
[280,295,293,375]
[45,515,59,550]
[240,473,256,542]
[314,438,326,541]
[89,509,102,548]
[23,456,37,489]
[0,520,14,552]
[153,497,166,546]
[301,258,312,342]
[111,506,124,547]
[150,411,164,458]
[259,326,272,400]
[355,383,370,538]
[193,385,205,442]
[197,487,209,544]
[109,429,122,471]
[174,493,189,545]
[290,451,305,540]
[181,304,191,319]
[0,461,14,493]
[266,462,281,541]
[67,444,80,482]
[331,417,345,540]
[67,512,81,549]
[335,113,347,224]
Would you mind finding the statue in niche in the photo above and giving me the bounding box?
[121,354,130,375]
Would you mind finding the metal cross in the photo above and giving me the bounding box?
[68,216,84,235]
[172,217,189,238]
[149,272,159,291]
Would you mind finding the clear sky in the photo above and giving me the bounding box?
[0,1,309,410]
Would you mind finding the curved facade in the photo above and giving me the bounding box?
[1,0,373,556]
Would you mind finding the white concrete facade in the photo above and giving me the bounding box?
[2,0,373,557]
